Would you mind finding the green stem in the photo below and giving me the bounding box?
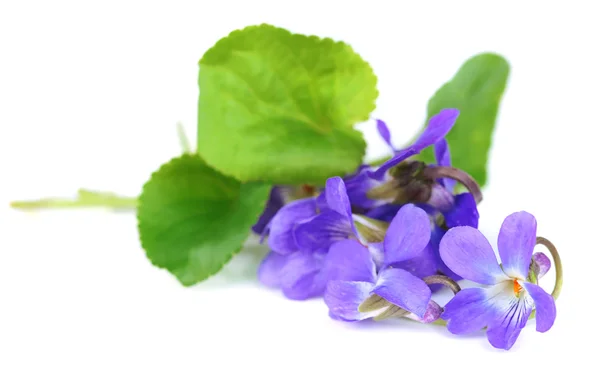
[176,121,192,153]
[10,123,191,212]
[10,189,137,210]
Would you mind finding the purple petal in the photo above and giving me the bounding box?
[293,210,355,252]
[442,287,500,334]
[498,211,537,279]
[383,204,431,265]
[268,198,317,255]
[533,252,551,278]
[279,251,326,300]
[257,251,287,287]
[430,225,462,281]
[324,281,374,321]
[440,226,509,285]
[443,193,479,228]
[422,301,443,323]
[376,119,395,152]
[344,166,384,210]
[368,147,418,179]
[372,267,431,318]
[434,139,451,168]
[414,203,438,216]
[369,109,459,179]
[325,177,355,233]
[426,225,462,280]
[394,241,438,279]
[258,222,271,244]
[252,187,285,235]
[427,183,455,212]
[486,326,524,351]
[365,203,401,223]
[433,139,456,192]
[486,295,533,350]
[407,300,443,323]
[322,239,376,283]
[328,310,349,321]
[523,282,556,332]
[367,242,385,269]
[316,192,328,212]
[413,108,460,151]
[444,282,533,350]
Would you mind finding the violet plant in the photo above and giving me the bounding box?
[11,24,562,350]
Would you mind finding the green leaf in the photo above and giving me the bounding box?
[137,154,271,286]
[420,53,510,186]
[197,24,377,185]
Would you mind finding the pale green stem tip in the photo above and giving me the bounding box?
[10,189,137,210]
[176,121,192,153]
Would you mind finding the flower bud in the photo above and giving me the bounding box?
[366,160,434,204]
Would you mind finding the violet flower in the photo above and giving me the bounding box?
[293,177,359,252]
[252,185,322,237]
[345,109,480,227]
[369,111,479,225]
[359,113,480,282]
[258,177,363,300]
[363,139,479,228]
[393,140,479,282]
[323,204,441,323]
[257,197,323,300]
[439,211,557,350]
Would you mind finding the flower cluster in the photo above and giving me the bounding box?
[255,109,561,350]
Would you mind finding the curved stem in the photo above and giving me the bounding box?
[527,236,562,321]
[421,275,462,327]
[424,275,462,294]
[423,166,483,204]
[535,236,562,300]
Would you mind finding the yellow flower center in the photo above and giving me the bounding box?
[513,278,523,297]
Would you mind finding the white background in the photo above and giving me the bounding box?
[1,1,598,372]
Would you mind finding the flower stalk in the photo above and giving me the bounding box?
[535,236,562,300]
[424,275,462,295]
[526,236,562,322]
[423,166,483,203]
